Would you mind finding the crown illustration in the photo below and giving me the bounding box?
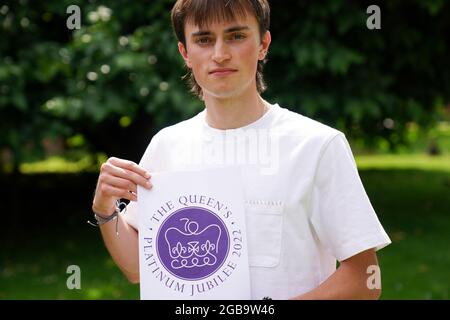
[164,218,222,270]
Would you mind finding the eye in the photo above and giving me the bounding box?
[196,37,211,45]
[232,33,246,40]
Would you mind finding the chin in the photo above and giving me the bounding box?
[208,91,242,100]
[204,84,249,99]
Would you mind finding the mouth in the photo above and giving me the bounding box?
[209,68,237,76]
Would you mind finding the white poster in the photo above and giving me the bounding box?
[137,168,251,300]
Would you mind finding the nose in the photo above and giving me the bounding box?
[212,39,231,64]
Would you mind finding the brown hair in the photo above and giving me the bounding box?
[171,0,271,98]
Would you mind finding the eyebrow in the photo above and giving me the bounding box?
[191,25,250,37]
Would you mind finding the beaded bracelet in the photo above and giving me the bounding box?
[88,200,127,236]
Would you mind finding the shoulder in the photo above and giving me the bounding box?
[139,112,203,168]
[273,103,344,146]
[151,111,203,142]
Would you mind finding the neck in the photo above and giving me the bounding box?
[203,89,268,130]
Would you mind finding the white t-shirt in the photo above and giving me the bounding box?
[124,102,391,299]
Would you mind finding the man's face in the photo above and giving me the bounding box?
[179,13,270,99]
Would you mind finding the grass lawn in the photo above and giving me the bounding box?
[0,228,139,300]
[1,154,449,299]
[361,168,450,299]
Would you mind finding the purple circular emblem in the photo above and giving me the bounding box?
[156,206,230,281]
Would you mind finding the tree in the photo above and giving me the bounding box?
[1,0,449,171]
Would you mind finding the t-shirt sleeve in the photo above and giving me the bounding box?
[122,200,138,230]
[310,133,391,261]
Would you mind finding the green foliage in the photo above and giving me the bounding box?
[0,0,202,168]
[267,1,450,150]
[1,1,450,168]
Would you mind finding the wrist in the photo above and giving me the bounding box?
[93,199,128,223]
[94,209,119,226]
[92,201,116,217]
[88,200,127,235]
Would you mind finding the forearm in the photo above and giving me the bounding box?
[292,249,381,300]
[293,266,379,300]
[92,157,151,283]
[99,214,140,283]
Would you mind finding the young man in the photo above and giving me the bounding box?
[92,0,391,300]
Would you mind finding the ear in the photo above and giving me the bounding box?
[258,31,271,60]
[178,42,192,68]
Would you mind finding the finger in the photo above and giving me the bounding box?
[104,176,153,192]
[102,185,138,202]
[102,163,152,188]
[103,175,138,194]
[108,157,151,179]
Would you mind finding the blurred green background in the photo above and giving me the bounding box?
[1,0,449,299]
